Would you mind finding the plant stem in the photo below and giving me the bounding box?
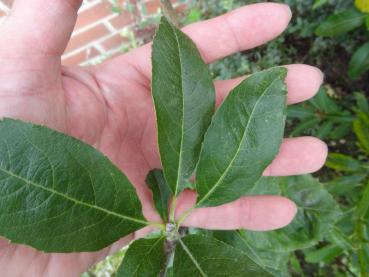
[160,0,180,27]
[170,196,177,223]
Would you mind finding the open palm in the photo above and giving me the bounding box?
[0,1,327,276]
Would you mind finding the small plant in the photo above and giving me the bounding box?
[0,17,340,276]
[315,0,369,79]
[287,87,355,140]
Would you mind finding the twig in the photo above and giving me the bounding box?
[160,0,181,28]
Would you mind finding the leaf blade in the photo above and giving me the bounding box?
[146,169,172,222]
[196,67,287,207]
[174,235,273,277]
[349,42,369,79]
[315,9,365,36]
[152,17,215,195]
[116,237,166,277]
[240,175,341,252]
[0,119,146,253]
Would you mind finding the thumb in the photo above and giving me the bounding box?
[2,0,82,56]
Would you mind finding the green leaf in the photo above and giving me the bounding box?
[315,9,366,36]
[330,123,353,140]
[349,42,369,79]
[325,174,366,196]
[146,169,172,222]
[211,231,290,277]
[366,15,369,30]
[356,182,369,219]
[240,175,341,252]
[185,8,202,24]
[328,226,355,251]
[173,235,273,277]
[0,119,146,253]
[196,67,287,207]
[316,121,333,139]
[305,245,343,263]
[326,153,361,172]
[325,114,356,124]
[355,92,369,113]
[312,0,329,10]
[289,117,320,137]
[359,245,369,275]
[116,237,166,277]
[152,17,215,196]
[287,105,315,119]
[309,87,340,114]
[353,112,369,154]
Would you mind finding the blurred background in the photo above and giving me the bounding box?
[1,0,369,276]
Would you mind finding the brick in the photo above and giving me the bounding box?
[110,12,134,30]
[100,33,128,50]
[75,2,112,30]
[65,24,110,54]
[145,0,179,15]
[145,0,160,15]
[62,47,100,66]
[176,3,186,13]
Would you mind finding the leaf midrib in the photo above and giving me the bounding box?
[179,238,207,277]
[0,167,148,226]
[170,23,185,197]
[129,237,165,276]
[197,78,281,206]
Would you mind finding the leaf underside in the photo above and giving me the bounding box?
[196,67,288,207]
[0,119,146,253]
[152,17,215,196]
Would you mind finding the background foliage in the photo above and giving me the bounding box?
[85,0,369,276]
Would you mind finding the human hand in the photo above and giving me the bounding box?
[0,1,327,276]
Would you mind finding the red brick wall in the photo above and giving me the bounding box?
[0,0,184,65]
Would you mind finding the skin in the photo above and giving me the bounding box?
[0,1,328,276]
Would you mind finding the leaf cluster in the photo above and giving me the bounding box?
[0,16,342,277]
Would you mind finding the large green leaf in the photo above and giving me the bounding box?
[173,235,273,277]
[152,17,215,195]
[315,9,366,36]
[0,119,146,253]
[146,169,172,222]
[349,42,369,79]
[211,231,290,277]
[116,237,166,277]
[241,175,341,252]
[196,68,287,207]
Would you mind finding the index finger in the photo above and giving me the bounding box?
[111,3,292,77]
